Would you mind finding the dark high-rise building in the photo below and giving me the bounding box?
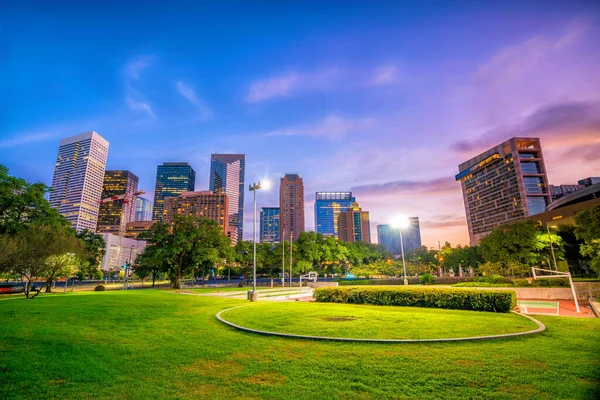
[163,191,229,234]
[135,197,153,221]
[260,207,280,244]
[280,174,305,242]
[338,202,370,243]
[152,162,196,222]
[209,154,245,243]
[456,137,551,245]
[377,218,422,255]
[314,192,355,238]
[97,170,139,235]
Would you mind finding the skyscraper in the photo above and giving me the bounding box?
[152,162,196,222]
[455,137,551,245]
[314,192,355,238]
[280,174,305,242]
[97,170,139,235]
[135,197,153,221]
[337,202,370,243]
[209,154,245,243]
[260,207,280,244]
[377,218,422,255]
[49,131,109,232]
[163,191,229,234]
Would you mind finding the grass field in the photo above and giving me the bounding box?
[1,290,599,399]
[221,302,539,339]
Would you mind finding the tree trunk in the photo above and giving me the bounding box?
[152,271,156,287]
[237,270,249,288]
[45,278,53,293]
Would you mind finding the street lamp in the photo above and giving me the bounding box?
[392,216,410,285]
[249,180,270,301]
[546,223,558,270]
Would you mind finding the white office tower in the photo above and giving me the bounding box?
[49,131,109,232]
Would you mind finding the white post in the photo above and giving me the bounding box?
[282,240,285,287]
[400,229,407,285]
[568,273,580,313]
[547,224,558,270]
[253,188,257,294]
[289,233,293,288]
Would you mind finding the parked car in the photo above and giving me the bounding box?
[0,283,25,294]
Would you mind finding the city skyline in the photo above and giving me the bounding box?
[3,1,600,247]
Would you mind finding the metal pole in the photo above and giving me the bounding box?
[568,273,580,313]
[400,229,407,285]
[253,188,257,294]
[547,224,558,270]
[289,233,293,288]
[282,241,285,287]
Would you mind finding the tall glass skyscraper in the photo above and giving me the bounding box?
[97,170,139,235]
[377,217,422,255]
[49,131,109,232]
[135,197,153,221]
[337,202,370,243]
[260,207,280,244]
[209,154,245,243]
[152,162,196,222]
[314,192,355,238]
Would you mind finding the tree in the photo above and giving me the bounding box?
[575,206,600,276]
[139,216,231,289]
[477,221,564,276]
[558,225,591,274]
[76,230,106,279]
[0,165,70,235]
[43,253,79,293]
[0,224,84,298]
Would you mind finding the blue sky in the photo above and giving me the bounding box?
[2,0,600,246]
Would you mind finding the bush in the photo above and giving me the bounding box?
[338,277,474,286]
[419,273,435,285]
[455,278,571,288]
[314,287,516,313]
[94,285,105,292]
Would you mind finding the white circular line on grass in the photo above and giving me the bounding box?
[216,305,546,343]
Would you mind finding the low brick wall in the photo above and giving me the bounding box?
[472,282,600,300]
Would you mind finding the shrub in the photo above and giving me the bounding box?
[419,273,435,285]
[94,285,106,292]
[314,287,516,313]
[455,278,571,288]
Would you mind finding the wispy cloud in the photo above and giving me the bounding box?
[125,56,153,79]
[126,96,156,118]
[351,177,457,196]
[245,69,339,102]
[452,100,600,154]
[0,132,56,148]
[176,81,214,120]
[370,65,399,85]
[261,115,374,139]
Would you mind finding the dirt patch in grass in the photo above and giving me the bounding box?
[180,359,244,379]
[514,359,549,369]
[243,371,286,386]
[496,383,549,398]
[321,316,356,322]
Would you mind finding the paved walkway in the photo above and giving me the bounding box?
[187,287,314,301]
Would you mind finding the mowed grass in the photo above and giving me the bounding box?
[0,290,598,399]
[221,302,539,339]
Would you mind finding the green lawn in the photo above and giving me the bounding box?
[221,302,539,339]
[1,290,599,399]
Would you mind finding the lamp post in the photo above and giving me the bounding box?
[392,216,410,285]
[249,181,262,301]
[249,180,270,301]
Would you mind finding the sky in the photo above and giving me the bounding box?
[2,0,600,247]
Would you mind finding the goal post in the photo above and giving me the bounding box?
[531,267,580,313]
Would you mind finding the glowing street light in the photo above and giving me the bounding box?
[391,215,410,285]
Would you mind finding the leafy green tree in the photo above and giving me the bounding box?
[133,244,161,287]
[43,253,80,292]
[0,165,70,234]
[478,221,563,276]
[440,245,481,273]
[575,206,600,276]
[0,224,84,298]
[76,230,106,279]
[558,225,591,274]
[139,216,231,289]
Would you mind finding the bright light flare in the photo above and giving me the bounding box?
[260,179,272,191]
[391,215,410,229]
